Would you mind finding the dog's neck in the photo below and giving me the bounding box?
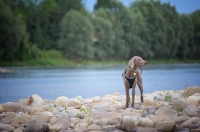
[126,66,138,78]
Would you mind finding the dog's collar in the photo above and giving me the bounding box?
[128,66,136,72]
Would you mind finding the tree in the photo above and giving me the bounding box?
[0,1,24,60]
[177,14,194,59]
[58,10,94,60]
[91,9,115,60]
[189,10,200,59]
[130,0,181,58]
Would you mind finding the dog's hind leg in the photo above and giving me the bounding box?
[136,71,144,103]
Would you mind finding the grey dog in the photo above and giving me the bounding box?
[122,56,148,108]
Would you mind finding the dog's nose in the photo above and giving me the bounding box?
[145,61,148,65]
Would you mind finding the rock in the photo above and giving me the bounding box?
[137,117,154,127]
[120,116,138,132]
[31,113,50,123]
[24,120,49,132]
[87,124,101,131]
[0,105,4,113]
[101,96,114,102]
[30,94,44,107]
[30,106,44,113]
[114,92,120,96]
[0,112,15,124]
[93,103,110,109]
[74,123,87,132]
[183,105,199,117]
[55,96,69,107]
[136,127,157,132]
[93,108,112,116]
[1,102,22,112]
[182,86,200,97]
[54,116,71,129]
[50,117,57,125]
[143,99,161,108]
[151,116,175,132]
[68,109,80,118]
[13,128,24,132]
[154,107,178,120]
[49,123,64,131]
[115,95,126,102]
[0,123,15,132]
[68,98,81,107]
[143,106,156,114]
[171,99,191,112]
[187,95,200,105]
[181,117,200,128]
[92,96,101,103]
[174,115,190,125]
[11,114,31,127]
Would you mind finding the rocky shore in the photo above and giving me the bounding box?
[0,86,200,132]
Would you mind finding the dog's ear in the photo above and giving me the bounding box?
[128,56,136,69]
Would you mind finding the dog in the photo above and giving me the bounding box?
[122,56,147,108]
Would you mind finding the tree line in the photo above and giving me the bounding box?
[0,0,200,62]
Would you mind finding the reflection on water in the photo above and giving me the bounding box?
[0,64,200,103]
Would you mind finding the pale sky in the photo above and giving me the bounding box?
[84,0,200,14]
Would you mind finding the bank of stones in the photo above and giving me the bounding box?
[0,86,200,132]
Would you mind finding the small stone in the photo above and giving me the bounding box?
[1,102,22,112]
[30,94,44,107]
[11,114,31,127]
[0,123,15,132]
[24,120,49,132]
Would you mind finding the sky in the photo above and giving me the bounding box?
[84,0,200,14]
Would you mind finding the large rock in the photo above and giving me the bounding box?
[11,114,31,127]
[0,123,15,132]
[92,96,101,103]
[174,115,190,125]
[137,117,154,127]
[87,124,101,131]
[0,112,16,124]
[187,94,200,105]
[30,94,44,107]
[54,116,71,130]
[24,120,49,132]
[55,96,69,107]
[1,102,22,112]
[93,103,110,109]
[136,127,157,132]
[119,116,138,132]
[49,123,64,131]
[68,98,81,107]
[31,113,50,123]
[183,105,199,117]
[151,116,176,132]
[181,117,200,128]
[171,99,191,112]
[155,107,178,120]
[182,86,200,97]
[0,105,4,113]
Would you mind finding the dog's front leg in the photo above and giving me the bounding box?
[131,82,137,108]
[125,88,130,108]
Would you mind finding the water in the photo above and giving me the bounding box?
[0,64,200,103]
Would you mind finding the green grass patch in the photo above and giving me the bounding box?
[1,51,200,67]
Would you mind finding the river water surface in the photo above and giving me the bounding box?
[0,64,200,103]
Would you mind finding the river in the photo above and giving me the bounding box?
[0,64,200,103]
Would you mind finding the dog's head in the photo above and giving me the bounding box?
[128,56,148,69]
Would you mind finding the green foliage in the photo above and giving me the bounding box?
[0,0,200,65]
[164,95,172,102]
[58,10,94,60]
[91,11,114,60]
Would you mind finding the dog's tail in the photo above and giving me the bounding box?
[140,66,142,75]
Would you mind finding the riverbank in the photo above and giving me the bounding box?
[1,58,200,67]
[0,86,200,132]
[1,50,200,67]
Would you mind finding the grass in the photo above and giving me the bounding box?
[1,50,200,67]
